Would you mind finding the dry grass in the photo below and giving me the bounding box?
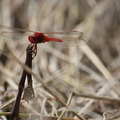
[0,0,120,120]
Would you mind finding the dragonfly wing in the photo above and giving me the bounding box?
[0,31,30,45]
[0,31,31,58]
[46,31,87,47]
[60,37,87,47]
[0,25,87,47]
[0,25,34,33]
[43,31,82,35]
[0,25,34,48]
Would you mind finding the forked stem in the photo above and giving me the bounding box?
[10,45,33,120]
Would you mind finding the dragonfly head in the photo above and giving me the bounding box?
[28,35,35,43]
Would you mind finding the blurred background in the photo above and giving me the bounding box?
[0,0,120,120]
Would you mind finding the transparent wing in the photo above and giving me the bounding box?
[45,31,87,47]
[0,31,30,44]
[0,25,32,47]
[0,26,31,58]
[0,25,34,33]
[0,25,87,48]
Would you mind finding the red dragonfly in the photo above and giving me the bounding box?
[0,25,86,58]
[28,32,63,57]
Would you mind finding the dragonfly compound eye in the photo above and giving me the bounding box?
[28,36,35,43]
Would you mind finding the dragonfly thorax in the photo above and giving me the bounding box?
[28,33,46,44]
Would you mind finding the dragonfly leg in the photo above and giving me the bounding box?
[32,44,37,59]
[28,44,37,59]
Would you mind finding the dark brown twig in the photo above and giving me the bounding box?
[10,46,33,120]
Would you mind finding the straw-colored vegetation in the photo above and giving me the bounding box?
[0,0,120,120]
